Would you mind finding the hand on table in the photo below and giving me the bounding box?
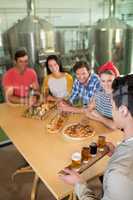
[85,110,102,121]
[58,100,74,113]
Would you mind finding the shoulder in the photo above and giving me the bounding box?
[26,68,37,74]
[3,67,16,78]
[46,74,53,81]
[65,73,73,80]
[73,78,79,84]
[108,143,133,175]
[90,73,100,81]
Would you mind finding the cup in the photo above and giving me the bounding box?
[81,147,90,163]
[71,152,81,170]
[98,136,106,151]
[89,142,97,157]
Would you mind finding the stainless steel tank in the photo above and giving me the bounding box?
[126,28,133,73]
[3,0,55,67]
[92,0,133,74]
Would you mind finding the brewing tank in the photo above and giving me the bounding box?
[92,17,133,74]
[3,0,55,67]
[92,0,133,74]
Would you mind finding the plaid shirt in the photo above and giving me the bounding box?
[69,73,101,105]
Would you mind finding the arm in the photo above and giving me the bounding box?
[86,110,117,130]
[102,170,133,200]
[4,86,27,104]
[86,97,96,112]
[59,168,99,200]
[58,100,85,113]
[66,73,73,97]
[31,69,39,90]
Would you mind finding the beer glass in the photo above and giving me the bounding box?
[71,152,81,170]
[81,147,90,163]
[98,136,106,151]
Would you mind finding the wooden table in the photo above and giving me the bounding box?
[0,103,124,199]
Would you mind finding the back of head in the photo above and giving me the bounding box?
[112,74,133,117]
[73,61,90,73]
[45,55,63,73]
[14,48,28,61]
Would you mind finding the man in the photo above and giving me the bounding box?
[2,48,39,104]
[58,61,101,113]
[59,74,133,200]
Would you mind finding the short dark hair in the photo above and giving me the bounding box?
[112,74,133,117]
[45,55,63,73]
[73,61,90,73]
[14,48,28,61]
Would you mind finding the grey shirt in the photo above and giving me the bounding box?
[75,139,133,200]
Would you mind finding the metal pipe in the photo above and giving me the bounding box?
[109,0,115,17]
[26,0,36,17]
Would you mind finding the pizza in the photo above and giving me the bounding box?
[47,112,68,133]
[23,102,56,120]
[63,123,95,140]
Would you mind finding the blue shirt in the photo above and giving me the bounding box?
[69,73,101,106]
[95,88,112,118]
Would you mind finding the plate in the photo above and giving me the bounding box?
[62,123,95,140]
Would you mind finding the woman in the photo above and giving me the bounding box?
[42,55,73,102]
[86,61,120,129]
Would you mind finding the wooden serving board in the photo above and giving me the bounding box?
[59,145,109,175]
[23,103,56,120]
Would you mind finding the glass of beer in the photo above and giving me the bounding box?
[98,136,106,151]
[71,152,81,170]
[89,142,97,157]
[81,147,90,163]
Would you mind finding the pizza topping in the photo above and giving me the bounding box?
[47,112,68,133]
[64,123,94,138]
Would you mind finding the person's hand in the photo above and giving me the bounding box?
[59,168,81,185]
[91,110,102,119]
[85,110,98,120]
[106,142,116,157]
[58,100,73,112]
[28,96,37,107]
[86,110,104,122]
[46,95,56,102]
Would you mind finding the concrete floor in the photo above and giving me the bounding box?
[0,144,102,200]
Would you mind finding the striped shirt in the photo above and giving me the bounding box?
[95,89,112,118]
[69,73,101,106]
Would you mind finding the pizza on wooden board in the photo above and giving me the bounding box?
[23,102,56,120]
[47,113,68,133]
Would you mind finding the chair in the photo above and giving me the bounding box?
[12,165,39,200]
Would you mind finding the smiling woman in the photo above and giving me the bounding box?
[85,61,120,130]
[42,55,73,101]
